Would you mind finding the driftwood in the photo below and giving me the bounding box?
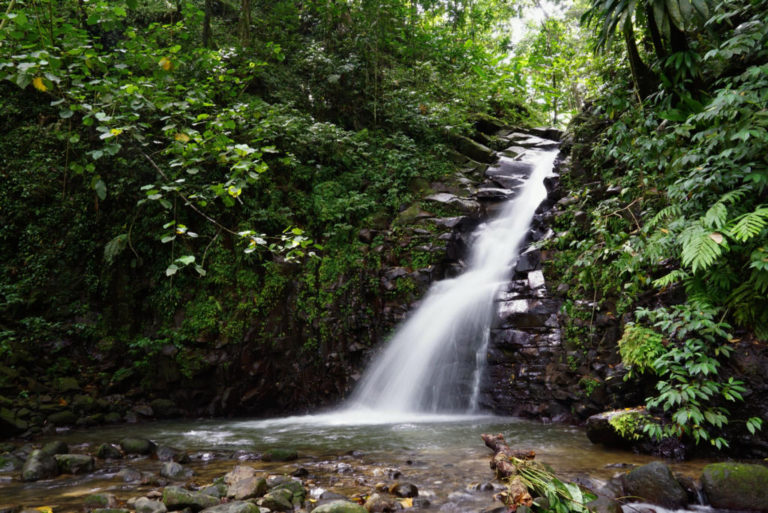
[482,433,535,509]
[481,433,536,479]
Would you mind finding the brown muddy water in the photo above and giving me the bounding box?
[0,413,714,511]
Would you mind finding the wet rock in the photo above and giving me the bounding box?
[135,498,168,513]
[156,446,189,463]
[85,494,119,509]
[21,449,58,481]
[425,193,480,214]
[0,452,23,471]
[585,496,621,513]
[515,250,540,273]
[262,448,297,462]
[363,493,396,512]
[121,437,156,455]
[97,443,123,459]
[199,502,260,513]
[117,468,144,482]
[229,476,267,500]
[701,462,768,512]
[621,462,687,509]
[55,453,95,474]
[451,135,496,163]
[162,486,219,511]
[272,479,305,501]
[477,187,514,201]
[390,482,418,498]
[47,410,78,426]
[40,440,69,456]
[312,501,368,513]
[160,461,190,480]
[266,474,293,488]
[258,491,293,511]
[528,127,563,141]
[585,408,648,448]
[92,509,130,513]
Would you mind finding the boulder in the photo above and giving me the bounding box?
[451,135,496,163]
[160,461,190,480]
[261,448,297,462]
[156,446,189,463]
[200,503,260,513]
[0,452,23,472]
[229,476,267,500]
[21,449,58,481]
[121,437,156,455]
[135,498,168,513]
[55,453,95,474]
[363,493,396,512]
[96,443,123,459]
[586,408,648,448]
[621,462,687,509]
[162,486,219,511]
[312,501,368,513]
[40,440,69,456]
[701,462,768,512]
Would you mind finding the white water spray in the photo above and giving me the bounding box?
[345,148,558,416]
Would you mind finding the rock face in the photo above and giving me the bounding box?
[621,462,687,509]
[701,462,768,512]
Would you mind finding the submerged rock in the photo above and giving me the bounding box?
[312,500,368,513]
[701,462,768,512]
[85,494,118,508]
[621,462,687,509]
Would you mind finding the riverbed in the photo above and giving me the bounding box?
[0,413,712,511]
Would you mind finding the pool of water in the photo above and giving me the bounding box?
[0,413,714,511]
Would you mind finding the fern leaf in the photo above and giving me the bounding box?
[703,202,727,229]
[653,269,690,288]
[680,224,727,273]
[647,204,682,230]
[729,206,768,242]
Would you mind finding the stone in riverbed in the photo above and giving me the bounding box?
[258,491,293,511]
[47,410,78,426]
[121,437,156,455]
[311,500,368,513]
[97,443,123,460]
[261,448,297,462]
[364,493,396,512]
[621,462,687,509]
[228,476,267,500]
[160,461,191,480]
[92,509,130,513]
[701,462,768,512]
[85,493,118,508]
[21,449,58,481]
[0,452,23,472]
[586,495,621,513]
[162,486,219,511]
[390,482,418,498]
[55,453,94,474]
[134,497,167,513]
[40,440,68,456]
[200,502,260,513]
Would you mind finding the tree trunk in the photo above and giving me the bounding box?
[623,20,655,99]
[202,0,213,48]
[239,0,252,47]
[645,4,667,61]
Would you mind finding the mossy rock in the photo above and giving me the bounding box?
[162,486,219,510]
[199,502,260,513]
[120,437,156,455]
[54,453,94,474]
[261,448,297,462]
[47,410,77,426]
[621,461,687,509]
[96,443,123,459]
[701,462,768,512]
[40,440,68,456]
[84,493,117,508]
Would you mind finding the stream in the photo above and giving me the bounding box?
[0,414,713,510]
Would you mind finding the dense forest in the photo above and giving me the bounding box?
[1,0,767,459]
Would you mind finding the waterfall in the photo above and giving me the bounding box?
[346,148,558,415]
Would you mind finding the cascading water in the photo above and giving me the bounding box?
[346,147,558,415]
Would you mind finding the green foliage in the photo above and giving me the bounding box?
[608,411,646,440]
[618,324,664,376]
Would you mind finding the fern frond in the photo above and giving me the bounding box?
[729,205,768,242]
[647,204,683,230]
[718,186,750,205]
[653,269,690,288]
[680,224,728,273]
[703,202,727,229]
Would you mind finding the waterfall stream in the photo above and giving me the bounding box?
[346,148,558,415]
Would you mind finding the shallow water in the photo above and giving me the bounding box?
[0,414,713,511]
